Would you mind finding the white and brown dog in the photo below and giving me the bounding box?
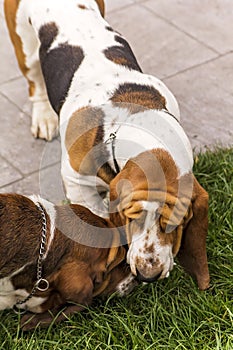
[0,193,135,330]
[4,0,210,289]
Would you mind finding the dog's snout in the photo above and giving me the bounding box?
[136,269,163,283]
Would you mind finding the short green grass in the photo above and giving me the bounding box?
[0,147,232,350]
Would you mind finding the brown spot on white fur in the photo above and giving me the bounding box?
[65,107,104,174]
[144,243,155,254]
[111,83,167,111]
[78,4,87,10]
[65,107,115,183]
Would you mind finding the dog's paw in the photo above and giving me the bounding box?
[115,273,138,296]
[31,100,59,141]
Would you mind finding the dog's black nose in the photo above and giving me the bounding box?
[136,269,163,283]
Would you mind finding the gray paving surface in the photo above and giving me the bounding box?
[0,0,232,202]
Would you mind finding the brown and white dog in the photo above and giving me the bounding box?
[0,193,135,330]
[4,0,210,289]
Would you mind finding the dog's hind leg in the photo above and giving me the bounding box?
[4,0,58,141]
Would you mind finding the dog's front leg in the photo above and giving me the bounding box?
[61,159,109,218]
[21,262,94,330]
[20,304,84,331]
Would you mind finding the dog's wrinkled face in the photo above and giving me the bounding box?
[126,201,179,282]
[110,149,209,290]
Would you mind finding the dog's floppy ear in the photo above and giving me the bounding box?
[106,245,126,272]
[177,176,210,290]
[106,223,126,271]
[95,0,105,17]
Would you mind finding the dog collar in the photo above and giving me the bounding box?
[161,108,180,123]
[104,108,179,176]
[13,202,50,314]
[105,132,121,174]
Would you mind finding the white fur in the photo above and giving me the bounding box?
[127,202,174,279]
[103,105,193,176]
[116,273,138,296]
[0,268,46,312]
[61,157,109,217]
[30,99,58,141]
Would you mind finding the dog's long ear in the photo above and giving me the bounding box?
[95,0,105,17]
[106,222,126,271]
[177,176,210,290]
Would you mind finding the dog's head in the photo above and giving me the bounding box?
[110,149,210,290]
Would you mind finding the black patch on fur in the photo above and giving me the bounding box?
[39,22,58,50]
[105,26,114,32]
[104,35,142,72]
[39,22,85,114]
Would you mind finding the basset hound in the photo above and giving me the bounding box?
[0,193,136,330]
[4,0,210,289]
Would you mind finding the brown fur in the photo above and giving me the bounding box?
[177,177,210,290]
[65,107,105,175]
[0,194,128,330]
[65,107,117,184]
[4,0,35,96]
[95,0,105,17]
[78,4,87,10]
[111,83,167,111]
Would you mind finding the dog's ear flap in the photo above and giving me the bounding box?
[95,0,105,17]
[177,177,210,290]
[107,245,126,272]
[52,262,94,307]
[105,221,126,271]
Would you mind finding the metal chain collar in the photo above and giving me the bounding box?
[105,132,121,174]
[13,202,50,314]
